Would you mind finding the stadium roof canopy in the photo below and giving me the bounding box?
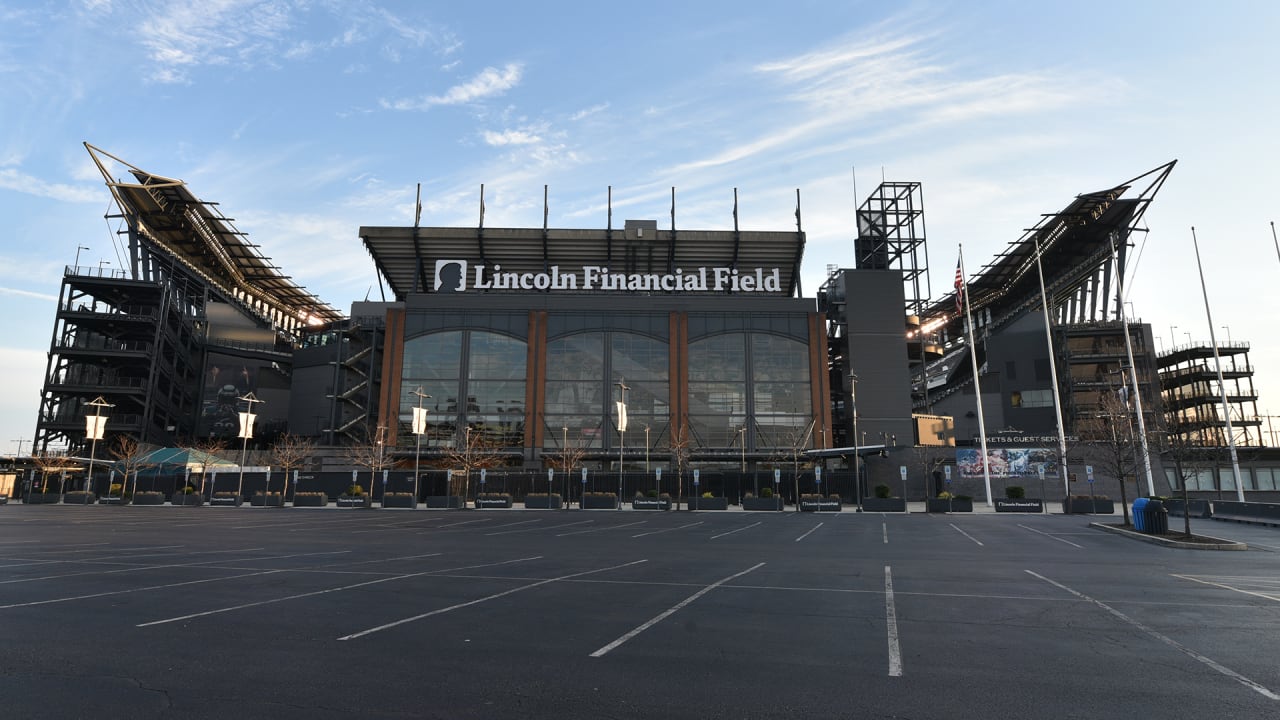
[360,224,808,300]
[85,143,344,326]
[927,160,1177,327]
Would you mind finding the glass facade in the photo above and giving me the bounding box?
[400,328,527,448]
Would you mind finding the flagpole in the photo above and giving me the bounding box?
[1191,227,1244,501]
[958,246,993,506]
[1033,235,1071,507]
[1108,233,1155,495]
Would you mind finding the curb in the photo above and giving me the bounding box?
[1089,522,1247,551]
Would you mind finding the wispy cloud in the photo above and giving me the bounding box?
[0,167,99,202]
[482,126,543,146]
[0,286,59,302]
[570,103,609,121]
[382,63,524,110]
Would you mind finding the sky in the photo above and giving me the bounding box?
[2,0,1279,456]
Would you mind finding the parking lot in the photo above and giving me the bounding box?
[2,506,1278,719]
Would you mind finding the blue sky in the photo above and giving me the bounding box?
[2,0,1279,454]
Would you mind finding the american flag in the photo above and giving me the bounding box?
[954,257,964,313]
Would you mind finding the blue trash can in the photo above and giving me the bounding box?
[1132,498,1149,532]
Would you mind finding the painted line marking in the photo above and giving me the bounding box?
[590,563,764,657]
[950,523,984,546]
[885,566,902,677]
[141,555,535,628]
[486,520,592,536]
[795,522,824,542]
[339,559,646,640]
[712,521,762,540]
[1019,523,1083,548]
[883,522,889,544]
[0,570,290,611]
[1027,570,1279,701]
[1173,574,1280,602]
[558,520,647,537]
[0,550,348,585]
[633,521,702,538]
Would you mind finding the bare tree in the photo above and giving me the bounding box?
[910,445,947,499]
[667,423,693,510]
[270,432,316,498]
[342,423,390,496]
[32,452,78,494]
[769,419,816,504]
[109,436,153,500]
[181,437,228,497]
[439,428,508,506]
[1077,387,1142,526]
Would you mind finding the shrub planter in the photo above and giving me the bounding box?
[63,492,97,505]
[582,493,619,510]
[741,496,784,511]
[631,497,671,510]
[995,498,1044,513]
[425,495,464,509]
[523,494,563,509]
[475,494,512,509]
[0,496,8,505]
[1062,497,1114,514]
[336,495,373,508]
[251,493,285,507]
[862,497,906,512]
[382,493,418,509]
[210,493,243,507]
[927,498,973,513]
[131,492,164,506]
[688,497,729,510]
[26,493,63,504]
[292,493,328,508]
[171,493,204,506]
[800,497,843,512]
[99,495,127,505]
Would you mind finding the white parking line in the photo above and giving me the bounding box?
[883,522,888,544]
[1027,570,1279,700]
[487,520,593,536]
[712,522,762,540]
[795,522,824,542]
[1019,523,1082,548]
[0,569,290,611]
[339,559,646,640]
[590,563,764,657]
[1173,574,1280,603]
[0,549,344,585]
[885,566,902,677]
[141,556,539,628]
[633,521,702,538]
[950,523,984,546]
[558,521,648,537]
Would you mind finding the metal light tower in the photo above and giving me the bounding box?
[85,396,113,494]
[850,373,860,506]
[236,392,264,500]
[411,388,431,503]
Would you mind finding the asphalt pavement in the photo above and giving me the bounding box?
[1,505,1278,719]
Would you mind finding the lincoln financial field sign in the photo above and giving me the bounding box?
[434,260,785,294]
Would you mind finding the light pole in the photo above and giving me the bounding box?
[562,427,570,509]
[738,425,749,496]
[411,388,431,504]
[85,396,113,494]
[236,392,263,501]
[74,245,90,271]
[375,424,386,503]
[850,373,861,507]
[98,259,110,276]
[615,378,629,509]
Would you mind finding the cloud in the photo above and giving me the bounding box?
[382,63,523,110]
[0,167,100,203]
[570,103,609,121]
[0,286,59,302]
[482,127,543,146]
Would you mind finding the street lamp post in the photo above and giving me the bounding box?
[85,396,113,494]
[615,378,629,510]
[850,373,861,507]
[74,245,90,271]
[236,392,264,501]
[562,427,570,510]
[411,388,432,504]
